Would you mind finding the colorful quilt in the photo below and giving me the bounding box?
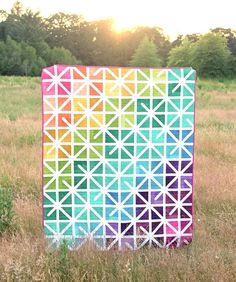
[42,65,196,250]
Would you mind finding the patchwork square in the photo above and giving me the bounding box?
[42,65,196,250]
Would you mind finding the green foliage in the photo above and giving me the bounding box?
[0,1,235,77]
[191,33,230,77]
[20,42,46,76]
[1,1,170,68]
[0,37,46,76]
[89,19,119,66]
[0,37,79,76]
[45,12,84,50]
[45,46,80,66]
[2,1,47,54]
[211,28,236,56]
[171,33,200,49]
[129,36,162,67]
[0,36,21,75]
[227,54,236,77]
[0,2,82,75]
[0,187,15,235]
[47,240,72,282]
[168,33,232,77]
[168,39,193,67]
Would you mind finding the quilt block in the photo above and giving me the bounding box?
[42,65,196,250]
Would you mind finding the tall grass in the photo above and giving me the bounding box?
[0,188,15,235]
[0,76,235,281]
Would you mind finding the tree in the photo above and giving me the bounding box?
[45,46,81,66]
[129,36,162,67]
[10,0,24,16]
[1,1,47,57]
[89,19,119,66]
[167,39,194,67]
[0,36,21,75]
[45,12,84,51]
[0,10,8,23]
[74,21,96,65]
[171,33,200,49]
[191,33,231,77]
[0,36,46,76]
[0,37,81,76]
[116,26,170,67]
[211,28,236,56]
[20,42,46,76]
[0,2,170,69]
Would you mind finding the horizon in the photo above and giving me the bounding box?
[0,0,235,40]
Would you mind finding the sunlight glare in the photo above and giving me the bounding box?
[1,0,236,39]
[114,20,134,33]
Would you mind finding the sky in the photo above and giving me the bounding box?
[1,0,235,39]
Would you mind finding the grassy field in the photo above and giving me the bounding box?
[0,76,235,281]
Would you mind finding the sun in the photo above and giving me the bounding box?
[113,19,136,33]
[114,21,125,33]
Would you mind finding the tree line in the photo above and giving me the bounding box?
[0,1,235,77]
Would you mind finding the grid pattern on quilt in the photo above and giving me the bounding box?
[42,66,195,250]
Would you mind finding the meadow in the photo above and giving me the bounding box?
[0,76,235,281]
